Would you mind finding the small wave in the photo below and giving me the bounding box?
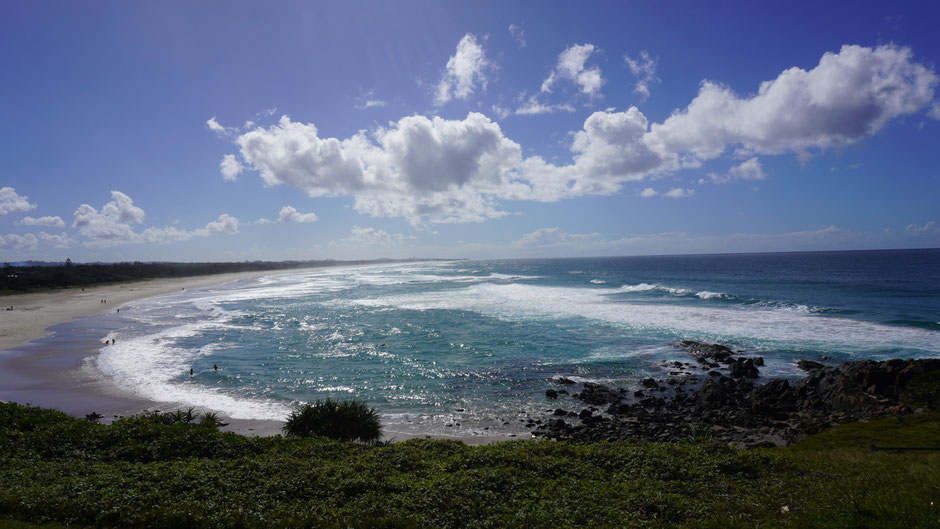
[487,273,543,281]
[590,279,607,284]
[696,291,732,300]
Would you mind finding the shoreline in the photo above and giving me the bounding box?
[0,266,498,443]
[0,271,294,436]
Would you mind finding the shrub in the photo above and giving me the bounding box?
[282,399,382,442]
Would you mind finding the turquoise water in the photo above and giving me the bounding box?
[97,249,940,438]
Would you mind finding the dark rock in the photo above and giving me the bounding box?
[729,358,760,378]
[708,370,721,377]
[558,389,569,395]
[679,340,735,364]
[555,377,576,385]
[553,408,567,416]
[798,359,825,371]
[753,357,765,367]
[641,378,658,388]
[575,382,623,405]
[579,409,593,419]
[545,389,559,399]
[634,390,645,398]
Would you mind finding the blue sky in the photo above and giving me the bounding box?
[1,0,939,262]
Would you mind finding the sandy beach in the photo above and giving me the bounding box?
[0,271,290,436]
[0,269,489,442]
[0,271,275,353]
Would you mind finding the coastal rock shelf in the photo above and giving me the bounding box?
[532,342,940,448]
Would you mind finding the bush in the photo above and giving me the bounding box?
[282,399,382,442]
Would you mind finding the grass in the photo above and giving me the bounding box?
[1,401,938,528]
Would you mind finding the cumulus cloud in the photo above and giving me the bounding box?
[930,101,940,119]
[646,44,937,163]
[206,116,236,136]
[435,34,490,105]
[330,225,413,248]
[278,206,318,223]
[72,191,238,246]
[640,187,657,197]
[513,226,599,247]
[664,187,695,198]
[0,233,38,251]
[624,51,659,100]
[542,44,604,96]
[220,154,244,181]
[234,113,525,224]
[0,187,37,215]
[220,44,936,225]
[72,191,146,245]
[200,214,240,235]
[19,215,65,228]
[38,232,72,248]
[703,157,767,184]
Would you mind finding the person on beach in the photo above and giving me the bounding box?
[190,368,194,376]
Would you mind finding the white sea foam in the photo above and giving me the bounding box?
[345,283,940,353]
[96,320,292,420]
[590,279,607,284]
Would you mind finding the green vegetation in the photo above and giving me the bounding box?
[1,401,938,528]
[283,399,382,442]
[0,258,432,294]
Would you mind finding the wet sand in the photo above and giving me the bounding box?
[0,272,290,436]
[0,270,497,443]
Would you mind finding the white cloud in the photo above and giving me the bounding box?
[19,215,65,228]
[278,206,318,223]
[73,191,238,246]
[224,44,936,225]
[330,225,412,248]
[509,24,526,48]
[930,101,940,119]
[235,113,525,224]
[664,187,695,198]
[515,96,575,116]
[435,34,490,105]
[905,220,938,233]
[624,51,659,100]
[200,213,240,236]
[206,116,236,136]
[38,232,72,248]
[0,233,38,251]
[542,44,605,96]
[569,107,663,185]
[355,90,387,109]
[640,187,657,197]
[220,154,244,181]
[513,226,599,247]
[704,157,767,184]
[72,191,146,245]
[646,44,937,163]
[0,187,37,215]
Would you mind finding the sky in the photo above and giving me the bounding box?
[1,0,939,262]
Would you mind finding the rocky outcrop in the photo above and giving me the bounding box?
[532,356,940,448]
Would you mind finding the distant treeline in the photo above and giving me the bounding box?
[0,258,429,294]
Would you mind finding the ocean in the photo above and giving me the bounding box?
[95,249,940,438]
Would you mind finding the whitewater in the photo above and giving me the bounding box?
[95,250,940,438]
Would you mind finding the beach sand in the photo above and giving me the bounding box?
[0,269,496,443]
[0,271,288,436]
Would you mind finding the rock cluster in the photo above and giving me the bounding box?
[532,341,940,448]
